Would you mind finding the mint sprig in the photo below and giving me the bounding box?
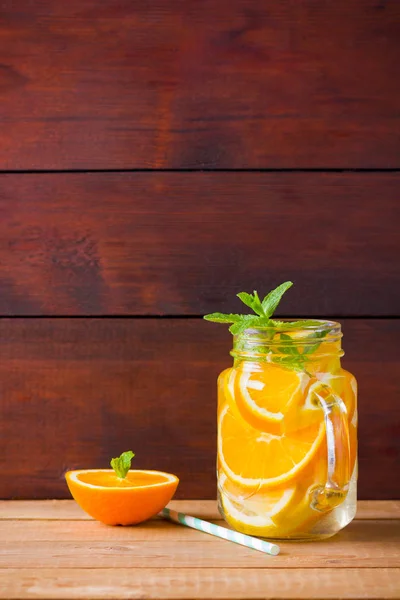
[204,281,312,333]
[110,450,135,479]
[203,282,330,371]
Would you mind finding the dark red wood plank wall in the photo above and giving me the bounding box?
[1,319,399,500]
[1,0,399,499]
[1,0,399,169]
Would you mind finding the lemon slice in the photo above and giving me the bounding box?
[220,479,297,536]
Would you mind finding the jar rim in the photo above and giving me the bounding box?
[231,320,343,361]
[236,319,341,337]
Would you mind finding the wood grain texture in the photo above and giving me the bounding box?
[1,318,399,500]
[1,500,399,521]
[2,526,400,568]
[2,502,399,599]
[1,0,399,169]
[1,172,399,316]
[1,568,400,599]
[2,516,400,568]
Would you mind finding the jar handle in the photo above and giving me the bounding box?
[310,383,351,512]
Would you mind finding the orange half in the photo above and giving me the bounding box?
[65,469,179,525]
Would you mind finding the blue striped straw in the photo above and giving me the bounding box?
[160,507,280,556]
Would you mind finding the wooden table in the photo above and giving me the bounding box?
[1,500,399,599]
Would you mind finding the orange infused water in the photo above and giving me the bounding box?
[205,283,357,540]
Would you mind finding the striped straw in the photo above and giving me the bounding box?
[160,507,280,556]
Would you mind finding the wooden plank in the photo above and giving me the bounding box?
[0,501,88,521]
[1,522,399,568]
[356,501,400,520]
[1,568,399,599]
[0,173,399,316]
[1,537,400,569]
[1,500,399,522]
[1,520,205,542]
[0,318,399,500]
[1,1,399,169]
[2,517,398,544]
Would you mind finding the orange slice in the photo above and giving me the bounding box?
[235,363,308,434]
[218,404,325,490]
[318,369,357,423]
[307,372,357,476]
[65,469,179,525]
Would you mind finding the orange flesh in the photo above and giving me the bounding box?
[77,471,170,487]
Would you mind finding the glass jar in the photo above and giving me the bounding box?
[217,320,357,541]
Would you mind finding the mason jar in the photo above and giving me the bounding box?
[217,321,357,541]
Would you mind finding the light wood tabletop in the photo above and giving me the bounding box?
[1,500,399,599]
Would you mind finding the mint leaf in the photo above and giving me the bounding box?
[203,313,242,324]
[236,292,256,311]
[273,355,307,372]
[251,291,265,316]
[274,332,309,371]
[272,329,331,373]
[262,281,293,318]
[303,329,331,355]
[110,450,135,479]
[278,333,299,356]
[237,292,265,316]
[229,315,268,335]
